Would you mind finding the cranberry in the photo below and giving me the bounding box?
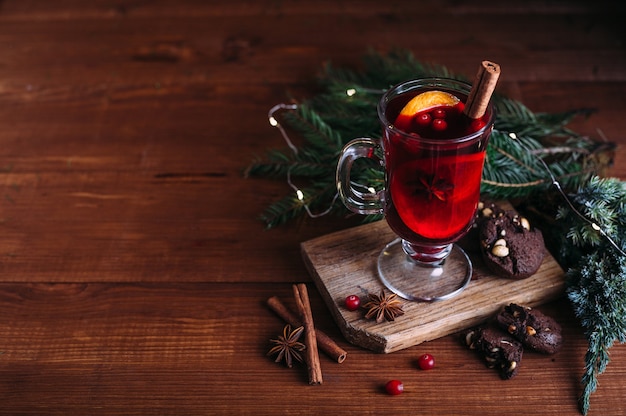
[385,379,404,395]
[344,295,361,311]
[417,353,435,370]
[431,118,447,131]
[414,112,431,127]
[432,108,447,119]
[469,118,486,132]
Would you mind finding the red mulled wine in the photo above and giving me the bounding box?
[382,90,492,245]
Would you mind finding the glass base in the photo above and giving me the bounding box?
[377,238,472,302]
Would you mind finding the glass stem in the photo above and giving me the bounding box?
[402,240,453,266]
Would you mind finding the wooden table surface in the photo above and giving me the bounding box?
[1,1,625,415]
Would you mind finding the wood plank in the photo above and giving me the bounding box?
[302,219,565,353]
[0,0,622,19]
[0,12,624,87]
[0,282,623,415]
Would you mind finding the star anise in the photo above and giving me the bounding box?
[267,324,306,368]
[407,172,454,201]
[363,290,405,323]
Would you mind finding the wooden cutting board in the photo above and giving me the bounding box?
[301,218,565,353]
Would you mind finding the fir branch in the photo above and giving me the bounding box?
[259,194,309,229]
[567,249,626,415]
[283,103,346,152]
[321,48,463,92]
[480,129,596,199]
[259,183,343,229]
[557,177,626,414]
[245,150,295,178]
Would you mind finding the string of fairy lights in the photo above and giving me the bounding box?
[268,103,340,218]
[267,89,625,256]
[507,132,626,257]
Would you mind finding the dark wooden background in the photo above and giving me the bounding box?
[0,1,625,414]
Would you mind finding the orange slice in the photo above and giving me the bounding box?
[399,90,460,117]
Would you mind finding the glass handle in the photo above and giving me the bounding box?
[335,138,384,215]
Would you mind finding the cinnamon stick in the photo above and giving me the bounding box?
[292,283,323,385]
[464,60,501,119]
[267,296,347,363]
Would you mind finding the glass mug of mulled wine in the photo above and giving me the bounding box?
[336,77,495,302]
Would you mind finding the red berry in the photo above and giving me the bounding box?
[414,112,431,126]
[385,379,404,395]
[432,108,447,119]
[469,118,486,132]
[344,295,361,311]
[431,118,447,131]
[417,353,435,370]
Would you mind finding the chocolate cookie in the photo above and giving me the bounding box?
[463,327,523,380]
[479,210,545,279]
[496,303,563,354]
[476,201,506,223]
[458,200,506,254]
